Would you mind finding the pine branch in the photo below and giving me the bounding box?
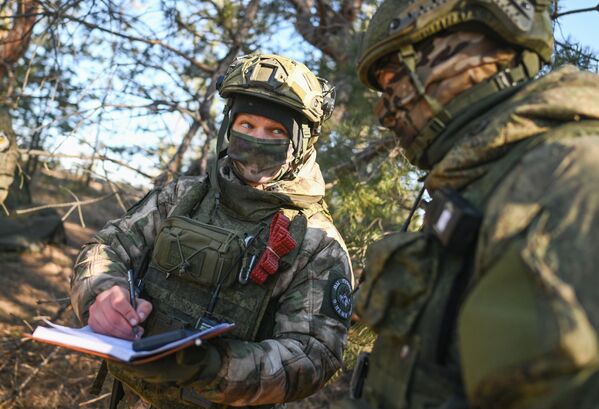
[555,40,599,64]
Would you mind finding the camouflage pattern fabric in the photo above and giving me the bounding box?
[228,130,294,184]
[71,154,353,408]
[374,31,516,150]
[356,0,553,90]
[454,67,599,408]
[335,66,599,409]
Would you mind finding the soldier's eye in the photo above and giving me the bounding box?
[240,122,253,129]
[272,128,287,135]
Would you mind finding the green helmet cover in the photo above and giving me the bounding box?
[357,0,553,90]
[219,54,334,142]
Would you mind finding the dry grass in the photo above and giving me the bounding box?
[0,170,142,409]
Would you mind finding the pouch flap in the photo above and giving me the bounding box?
[152,216,244,287]
[357,232,437,336]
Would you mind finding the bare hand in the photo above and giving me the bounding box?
[88,285,153,340]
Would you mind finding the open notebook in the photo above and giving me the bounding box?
[26,320,234,364]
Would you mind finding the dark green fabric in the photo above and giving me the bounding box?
[228,130,291,168]
[354,231,467,409]
[151,215,244,288]
[112,344,221,385]
[336,68,599,409]
[215,164,323,222]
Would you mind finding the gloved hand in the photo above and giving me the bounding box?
[116,343,222,385]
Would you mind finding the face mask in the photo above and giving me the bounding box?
[374,31,516,150]
[228,130,294,185]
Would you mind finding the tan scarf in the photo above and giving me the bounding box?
[374,31,516,151]
[426,65,599,191]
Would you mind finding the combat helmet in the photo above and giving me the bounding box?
[358,0,553,90]
[217,54,335,166]
[356,0,553,168]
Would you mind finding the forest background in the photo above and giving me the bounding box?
[0,0,598,408]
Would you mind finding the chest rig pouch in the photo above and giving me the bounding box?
[138,182,307,342]
[151,215,245,288]
[353,232,444,409]
[343,188,482,409]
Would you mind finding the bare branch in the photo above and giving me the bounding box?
[52,12,216,75]
[20,149,154,179]
[286,0,360,63]
[14,192,115,216]
[325,135,398,178]
[78,392,111,407]
[0,348,60,406]
[156,0,263,185]
[552,3,599,19]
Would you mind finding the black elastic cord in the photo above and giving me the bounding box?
[401,184,426,232]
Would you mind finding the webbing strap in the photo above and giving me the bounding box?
[404,63,531,167]
[211,104,231,194]
[249,211,297,284]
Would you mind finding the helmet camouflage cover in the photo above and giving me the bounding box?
[357,0,553,90]
[218,54,335,151]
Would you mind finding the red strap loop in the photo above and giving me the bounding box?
[250,212,297,284]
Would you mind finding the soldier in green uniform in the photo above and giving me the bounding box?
[335,1,599,409]
[70,54,353,409]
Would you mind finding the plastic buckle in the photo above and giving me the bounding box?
[429,117,446,134]
[494,69,516,90]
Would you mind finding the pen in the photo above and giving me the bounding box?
[127,269,142,338]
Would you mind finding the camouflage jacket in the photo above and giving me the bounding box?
[341,66,599,409]
[71,154,353,407]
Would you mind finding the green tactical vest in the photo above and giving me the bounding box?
[110,175,316,409]
[335,130,559,409]
[337,117,599,409]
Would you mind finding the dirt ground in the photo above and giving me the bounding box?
[0,171,353,409]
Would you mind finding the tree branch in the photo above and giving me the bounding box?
[286,0,362,63]
[325,135,398,178]
[552,3,599,19]
[156,0,263,185]
[20,149,154,179]
[14,192,115,216]
[53,12,215,74]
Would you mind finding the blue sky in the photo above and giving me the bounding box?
[555,1,599,54]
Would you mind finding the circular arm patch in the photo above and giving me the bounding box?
[330,277,352,320]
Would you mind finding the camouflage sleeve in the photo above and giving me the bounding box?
[459,135,599,409]
[70,177,202,323]
[195,213,353,406]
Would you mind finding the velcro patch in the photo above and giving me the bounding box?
[321,271,353,326]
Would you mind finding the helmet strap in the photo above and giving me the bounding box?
[211,101,232,197]
[397,44,451,126]
[412,58,534,168]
